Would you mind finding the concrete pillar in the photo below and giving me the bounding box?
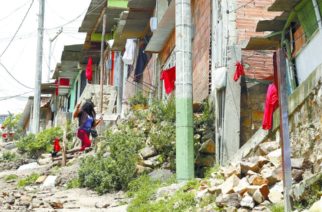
[175,0,194,181]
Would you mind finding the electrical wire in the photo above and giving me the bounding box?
[0,91,32,101]
[227,0,256,14]
[0,62,33,90]
[0,0,34,58]
[0,1,31,22]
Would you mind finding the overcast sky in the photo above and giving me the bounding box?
[0,0,91,114]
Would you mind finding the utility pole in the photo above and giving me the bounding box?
[47,28,63,82]
[175,0,194,181]
[116,52,123,115]
[32,0,45,133]
[276,48,292,211]
[99,14,106,113]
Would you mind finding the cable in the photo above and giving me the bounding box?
[0,62,33,90]
[0,91,32,101]
[227,0,255,14]
[0,1,30,22]
[0,0,34,58]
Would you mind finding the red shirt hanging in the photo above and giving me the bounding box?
[86,57,93,82]
[53,138,61,152]
[160,66,176,94]
[262,83,279,130]
[234,61,245,81]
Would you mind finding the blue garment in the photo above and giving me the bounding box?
[81,115,94,132]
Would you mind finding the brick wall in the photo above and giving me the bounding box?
[237,0,278,143]
[191,0,211,102]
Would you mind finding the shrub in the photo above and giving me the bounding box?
[78,129,145,194]
[149,97,176,123]
[0,151,18,162]
[17,173,40,188]
[129,92,148,107]
[16,127,63,158]
[66,178,80,189]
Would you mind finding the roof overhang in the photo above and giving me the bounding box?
[268,0,301,11]
[145,0,175,53]
[243,37,280,50]
[41,83,56,94]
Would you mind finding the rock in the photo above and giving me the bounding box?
[31,199,43,208]
[248,175,269,186]
[136,165,152,174]
[234,177,250,195]
[222,165,241,178]
[49,200,63,209]
[309,198,322,212]
[252,189,264,204]
[221,175,240,194]
[148,169,173,182]
[226,206,238,212]
[40,153,51,159]
[139,146,157,159]
[19,195,32,207]
[260,166,282,185]
[240,194,255,208]
[5,196,15,205]
[258,141,280,155]
[3,142,16,150]
[38,157,52,165]
[266,149,282,167]
[95,201,110,208]
[35,176,47,184]
[195,154,215,167]
[17,162,39,171]
[245,185,261,196]
[156,182,186,199]
[40,175,57,189]
[268,183,283,204]
[143,155,162,168]
[208,186,221,195]
[199,139,216,154]
[291,158,312,170]
[253,205,271,212]
[196,189,209,201]
[240,161,260,174]
[259,184,270,199]
[237,208,251,212]
[194,134,201,142]
[215,193,241,208]
[292,169,304,182]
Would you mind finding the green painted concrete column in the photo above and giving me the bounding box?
[175,0,194,181]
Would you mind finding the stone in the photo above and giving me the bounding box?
[222,165,241,178]
[136,165,152,174]
[237,209,251,212]
[156,182,186,199]
[309,198,322,212]
[95,201,110,208]
[221,175,240,194]
[259,184,270,199]
[260,166,282,185]
[19,195,32,207]
[5,196,15,205]
[142,155,162,168]
[233,177,250,196]
[291,158,313,170]
[215,193,241,208]
[40,175,57,189]
[38,157,52,165]
[195,154,215,167]
[139,146,157,159]
[252,189,264,204]
[245,185,261,196]
[208,186,221,195]
[35,176,47,184]
[240,161,260,174]
[266,149,282,167]
[268,183,283,204]
[194,134,201,142]
[148,169,173,182]
[292,169,304,182]
[258,141,280,155]
[40,153,52,159]
[240,194,255,208]
[3,142,16,150]
[199,139,216,154]
[17,162,39,171]
[49,200,63,209]
[248,175,269,186]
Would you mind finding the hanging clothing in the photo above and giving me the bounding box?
[160,66,176,94]
[122,39,136,65]
[234,61,245,81]
[262,83,279,130]
[134,48,148,82]
[86,57,93,82]
[53,138,61,152]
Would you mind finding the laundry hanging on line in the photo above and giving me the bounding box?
[234,61,245,81]
[262,83,279,130]
[86,57,93,82]
[160,66,176,94]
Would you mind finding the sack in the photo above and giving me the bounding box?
[90,129,98,138]
[213,67,227,90]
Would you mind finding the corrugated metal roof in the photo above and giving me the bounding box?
[243,37,280,50]
[145,0,175,52]
[268,0,301,11]
[79,0,106,32]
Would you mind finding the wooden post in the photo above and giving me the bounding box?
[276,48,292,211]
[61,125,67,166]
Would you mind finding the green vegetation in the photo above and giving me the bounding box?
[270,203,284,212]
[16,127,63,158]
[129,92,148,107]
[0,151,19,162]
[17,173,40,188]
[4,174,18,182]
[1,113,23,140]
[127,177,199,212]
[66,178,80,189]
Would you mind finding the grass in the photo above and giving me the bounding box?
[66,178,80,189]
[0,151,19,162]
[17,173,40,188]
[270,203,284,212]
[4,174,18,182]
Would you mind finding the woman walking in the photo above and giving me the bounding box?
[73,100,102,151]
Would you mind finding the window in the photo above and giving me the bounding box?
[296,0,318,38]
